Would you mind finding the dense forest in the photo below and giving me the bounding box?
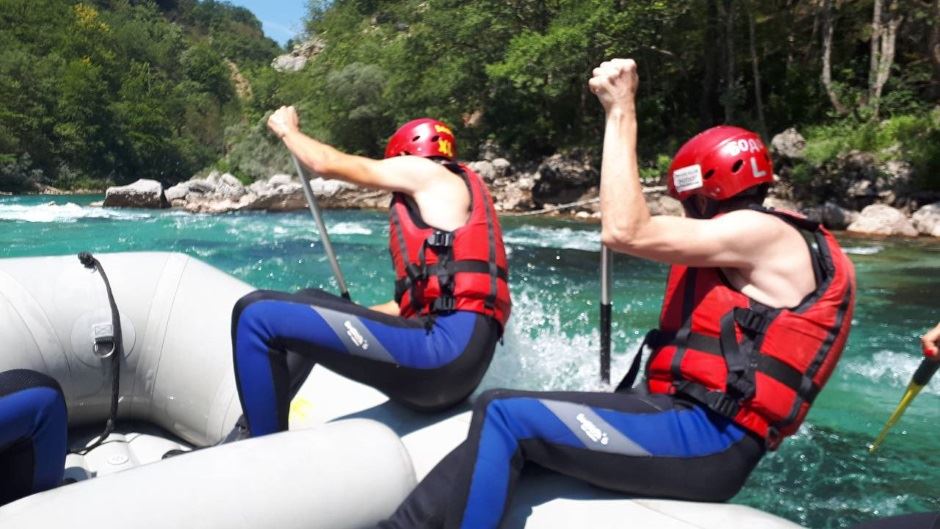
[1,0,938,195]
[0,0,279,191]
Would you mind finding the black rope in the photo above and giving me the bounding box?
[71,252,123,455]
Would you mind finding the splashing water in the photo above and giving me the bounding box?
[1,195,938,528]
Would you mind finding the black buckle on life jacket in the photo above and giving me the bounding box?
[405,263,425,282]
[426,231,454,248]
[726,372,756,401]
[675,381,741,419]
[733,308,771,336]
[431,295,456,312]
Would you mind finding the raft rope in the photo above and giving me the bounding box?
[71,252,124,455]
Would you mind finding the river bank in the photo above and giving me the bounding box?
[14,125,940,238]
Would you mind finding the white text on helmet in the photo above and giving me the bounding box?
[727,138,765,157]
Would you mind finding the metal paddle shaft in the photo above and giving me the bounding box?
[290,153,351,300]
[600,245,613,384]
[869,356,940,453]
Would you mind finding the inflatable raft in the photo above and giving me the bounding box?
[0,252,804,528]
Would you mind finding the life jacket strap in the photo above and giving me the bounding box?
[674,380,741,418]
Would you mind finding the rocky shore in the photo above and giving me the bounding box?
[98,128,939,238]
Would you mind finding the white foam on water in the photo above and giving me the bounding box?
[328,222,373,236]
[842,349,940,396]
[0,202,155,223]
[503,226,600,252]
[486,287,641,393]
[843,245,883,255]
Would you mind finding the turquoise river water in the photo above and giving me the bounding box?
[0,194,937,528]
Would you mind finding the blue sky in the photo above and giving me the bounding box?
[227,0,308,46]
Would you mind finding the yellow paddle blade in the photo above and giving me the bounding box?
[868,383,924,454]
[288,396,315,426]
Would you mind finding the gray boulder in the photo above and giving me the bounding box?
[214,173,246,200]
[164,182,191,203]
[532,154,598,206]
[104,179,168,209]
[492,158,512,178]
[771,128,806,160]
[647,193,684,217]
[468,161,497,182]
[272,38,325,73]
[802,201,859,230]
[847,204,918,237]
[912,202,940,237]
[268,174,295,188]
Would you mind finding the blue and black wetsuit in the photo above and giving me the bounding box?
[0,369,67,506]
[232,289,501,436]
[381,388,765,529]
[232,164,510,438]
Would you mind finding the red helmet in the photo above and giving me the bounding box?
[384,118,457,160]
[666,126,773,202]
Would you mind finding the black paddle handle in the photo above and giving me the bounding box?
[600,303,611,384]
[913,357,940,386]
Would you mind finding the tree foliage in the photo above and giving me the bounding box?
[1,0,937,192]
[267,0,937,187]
[0,0,279,190]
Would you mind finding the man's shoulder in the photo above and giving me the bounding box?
[712,208,790,233]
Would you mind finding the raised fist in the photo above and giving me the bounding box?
[589,59,639,114]
[268,105,300,139]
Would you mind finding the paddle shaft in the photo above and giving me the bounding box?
[291,154,351,300]
[600,245,612,383]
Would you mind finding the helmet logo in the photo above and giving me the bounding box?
[673,164,704,193]
[728,138,764,156]
[750,157,768,178]
[434,124,452,135]
[438,138,454,158]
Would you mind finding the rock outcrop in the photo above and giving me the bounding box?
[271,38,325,72]
[803,201,859,230]
[531,154,599,206]
[104,179,168,209]
[847,204,918,237]
[912,202,940,237]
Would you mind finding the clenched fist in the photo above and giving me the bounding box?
[268,105,300,139]
[589,59,639,114]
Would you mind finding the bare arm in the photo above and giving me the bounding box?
[269,106,469,230]
[589,60,785,269]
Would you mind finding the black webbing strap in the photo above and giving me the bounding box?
[675,380,742,418]
[389,205,424,316]
[615,329,669,393]
[427,230,456,314]
[482,182,499,315]
[393,261,509,300]
[72,252,124,455]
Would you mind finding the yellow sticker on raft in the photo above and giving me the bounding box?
[289,397,315,423]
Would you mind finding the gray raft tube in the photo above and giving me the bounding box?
[0,420,416,529]
[0,252,251,446]
[0,252,417,528]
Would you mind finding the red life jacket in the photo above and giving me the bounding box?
[388,163,511,330]
[642,208,855,448]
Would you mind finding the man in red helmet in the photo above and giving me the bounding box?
[228,106,511,439]
[379,59,855,529]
